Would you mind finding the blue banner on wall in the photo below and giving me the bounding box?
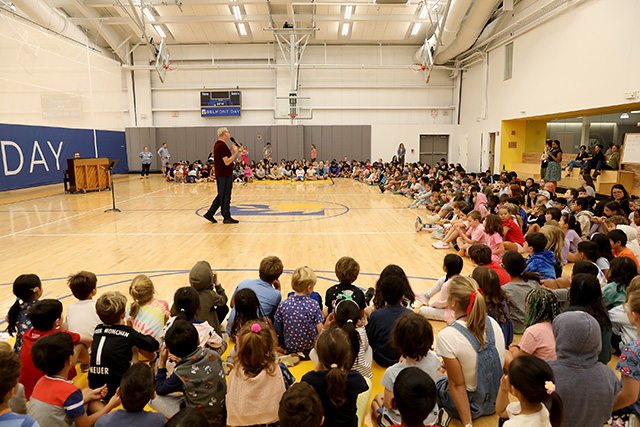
[0,123,128,191]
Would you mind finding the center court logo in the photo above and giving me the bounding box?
[197,200,349,223]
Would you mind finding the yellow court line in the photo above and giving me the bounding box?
[0,176,137,206]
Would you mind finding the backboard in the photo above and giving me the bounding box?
[275,96,312,119]
[155,39,170,83]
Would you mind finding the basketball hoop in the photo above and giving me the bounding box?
[288,113,298,119]
[164,62,178,71]
[410,63,427,72]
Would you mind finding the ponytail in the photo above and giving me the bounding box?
[548,390,563,427]
[172,287,200,322]
[508,355,564,427]
[128,275,155,319]
[334,299,361,369]
[7,274,41,335]
[447,276,487,349]
[316,328,351,407]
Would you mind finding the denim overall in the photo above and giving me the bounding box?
[436,317,502,419]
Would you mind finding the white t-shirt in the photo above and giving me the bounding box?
[66,299,101,337]
[434,317,506,390]
[504,401,551,427]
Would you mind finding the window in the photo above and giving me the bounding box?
[504,42,514,80]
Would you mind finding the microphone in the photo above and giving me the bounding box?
[230,137,237,143]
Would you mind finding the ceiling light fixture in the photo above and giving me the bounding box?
[411,22,421,36]
[621,113,630,119]
[153,25,166,38]
[631,110,640,114]
[143,7,155,22]
[238,23,247,36]
[341,22,350,36]
[344,5,352,20]
[232,5,242,20]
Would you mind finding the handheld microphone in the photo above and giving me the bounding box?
[230,137,237,143]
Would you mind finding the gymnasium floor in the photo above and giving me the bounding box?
[0,174,579,427]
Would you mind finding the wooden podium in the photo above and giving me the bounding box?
[64,158,111,193]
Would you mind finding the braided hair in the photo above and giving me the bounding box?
[524,288,560,328]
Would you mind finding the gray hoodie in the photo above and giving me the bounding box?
[548,311,620,427]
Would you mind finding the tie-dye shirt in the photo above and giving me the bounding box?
[127,299,169,342]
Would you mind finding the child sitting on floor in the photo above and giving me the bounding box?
[28,332,120,427]
[6,274,42,356]
[95,363,165,427]
[153,320,226,424]
[371,313,439,427]
[366,275,412,367]
[390,367,438,427]
[523,233,557,280]
[66,271,102,340]
[90,292,160,401]
[227,320,295,426]
[416,254,463,323]
[274,266,324,359]
[127,275,170,343]
[496,355,563,427]
[0,351,37,426]
[278,382,324,427]
[302,328,368,427]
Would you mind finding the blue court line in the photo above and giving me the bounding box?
[0,268,437,327]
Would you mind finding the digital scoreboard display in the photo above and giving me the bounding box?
[200,90,241,117]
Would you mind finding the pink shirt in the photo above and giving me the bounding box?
[518,321,556,360]
[485,232,504,263]
[467,224,487,244]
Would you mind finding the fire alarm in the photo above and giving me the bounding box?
[511,130,516,135]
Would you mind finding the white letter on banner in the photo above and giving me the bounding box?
[47,140,63,170]
[1,141,24,176]
[30,140,50,173]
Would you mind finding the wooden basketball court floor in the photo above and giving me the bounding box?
[1,175,516,427]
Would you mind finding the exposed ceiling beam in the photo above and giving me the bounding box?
[69,14,424,25]
[51,0,407,6]
[66,0,129,62]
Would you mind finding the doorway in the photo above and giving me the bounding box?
[489,132,496,174]
[419,135,449,167]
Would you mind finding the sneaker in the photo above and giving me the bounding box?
[279,353,300,367]
[565,173,571,178]
[435,408,452,427]
[416,216,424,226]
[364,287,375,305]
[414,218,423,232]
[453,244,460,252]
[432,240,450,249]
[223,217,239,224]
[296,349,312,361]
[203,212,217,223]
[379,184,385,193]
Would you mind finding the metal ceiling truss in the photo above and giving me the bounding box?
[266,0,317,95]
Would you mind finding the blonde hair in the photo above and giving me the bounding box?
[96,291,127,325]
[217,127,229,138]
[541,224,564,266]
[447,276,487,349]
[291,266,317,293]
[129,275,155,319]
[502,203,523,229]
[335,257,360,284]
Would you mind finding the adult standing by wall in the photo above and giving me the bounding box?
[139,146,153,179]
[157,142,170,177]
[203,128,241,224]
[540,139,552,180]
[310,144,317,163]
[545,140,563,191]
[264,142,272,163]
[397,143,406,167]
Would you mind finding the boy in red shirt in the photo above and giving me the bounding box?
[608,229,640,268]
[20,299,91,399]
[468,244,511,286]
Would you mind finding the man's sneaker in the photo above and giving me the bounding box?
[435,408,452,427]
[223,217,239,224]
[203,212,217,223]
[432,240,450,249]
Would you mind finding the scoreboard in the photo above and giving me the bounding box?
[201,90,241,117]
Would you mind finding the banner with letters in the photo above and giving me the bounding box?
[0,123,128,191]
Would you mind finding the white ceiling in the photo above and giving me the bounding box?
[43,0,451,48]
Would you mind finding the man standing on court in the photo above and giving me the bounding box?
[203,127,240,224]
[157,142,170,177]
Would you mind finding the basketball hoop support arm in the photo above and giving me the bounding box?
[265,0,317,122]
